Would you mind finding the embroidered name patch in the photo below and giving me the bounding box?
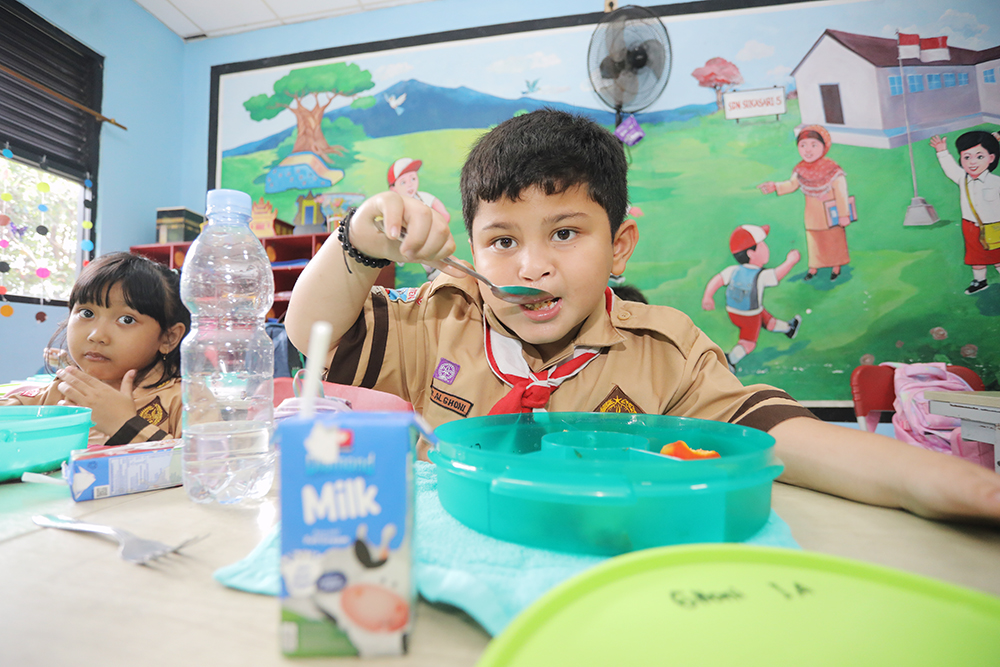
[595,386,645,414]
[430,386,473,417]
[138,396,168,426]
[387,288,419,303]
[433,358,460,385]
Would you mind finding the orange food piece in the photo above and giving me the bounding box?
[659,440,720,460]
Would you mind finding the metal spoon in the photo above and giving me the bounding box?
[372,216,555,305]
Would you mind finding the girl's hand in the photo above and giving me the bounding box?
[929,135,947,152]
[757,182,777,195]
[56,367,139,437]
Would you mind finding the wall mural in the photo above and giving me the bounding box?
[209,0,1000,402]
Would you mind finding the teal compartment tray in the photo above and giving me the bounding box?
[0,406,93,482]
[430,412,782,556]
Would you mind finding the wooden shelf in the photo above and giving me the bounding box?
[131,232,394,320]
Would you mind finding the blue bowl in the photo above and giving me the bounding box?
[0,406,93,482]
[430,412,782,556]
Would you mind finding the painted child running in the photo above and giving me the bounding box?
[702,224,801,368]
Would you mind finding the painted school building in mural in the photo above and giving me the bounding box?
[791,29,1000,148]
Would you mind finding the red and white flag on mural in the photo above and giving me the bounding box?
[898,32,920,59]
[920,36,950,62]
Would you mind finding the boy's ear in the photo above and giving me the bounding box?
[159,322,187,353]
[611,219,639,276]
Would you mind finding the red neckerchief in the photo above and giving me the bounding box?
[485,288,611,414]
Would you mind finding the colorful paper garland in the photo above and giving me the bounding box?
[0,146,93,318]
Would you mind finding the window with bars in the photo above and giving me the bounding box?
[0,0,102,303]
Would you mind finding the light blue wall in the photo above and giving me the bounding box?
[0,0,616,381]
[4,0,183,381]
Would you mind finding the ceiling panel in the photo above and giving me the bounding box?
[131,0,434,40]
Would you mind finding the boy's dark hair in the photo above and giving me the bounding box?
[460,109,629,238]
[955,131,999,171]
[611,284,648,304]
[732,247,754,264]
[47,252,190,388]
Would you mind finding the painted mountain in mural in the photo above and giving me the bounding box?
[223,79,716,157]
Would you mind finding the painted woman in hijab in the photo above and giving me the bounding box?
[758,125,851,281]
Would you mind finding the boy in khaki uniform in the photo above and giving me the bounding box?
[288,110,1000,524]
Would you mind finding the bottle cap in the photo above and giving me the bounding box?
[206,189,252,218]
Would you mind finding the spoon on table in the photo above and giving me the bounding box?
[372,216,555,305]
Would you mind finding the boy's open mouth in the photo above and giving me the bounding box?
[521,297,560,312]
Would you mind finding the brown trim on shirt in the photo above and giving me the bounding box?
[730,389,795,422]
[105,416,163,447]
[327,311,368,384]
[730,389,817,433]
[361,291,389,389]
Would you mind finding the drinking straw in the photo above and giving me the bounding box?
[300,321,333,419]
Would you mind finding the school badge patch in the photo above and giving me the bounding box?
[138,396,168,426]
[430,385,473,416]
[386,288,419,303]
[595,386,645,414]
[11,386,43,398]
[433,358,460,385]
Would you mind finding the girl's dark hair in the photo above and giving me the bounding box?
[47,252,190,387]
[796,129,825,146]
[460,108,629,239]
[955,131,1000,172]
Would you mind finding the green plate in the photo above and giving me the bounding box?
[478,544,1000,666]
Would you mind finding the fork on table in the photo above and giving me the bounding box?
[32,514,206,565]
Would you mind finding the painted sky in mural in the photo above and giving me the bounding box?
[217,0,998,152]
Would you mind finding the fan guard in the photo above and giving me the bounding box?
[587,5,672,124]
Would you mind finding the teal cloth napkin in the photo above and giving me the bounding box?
[214,461,800,636]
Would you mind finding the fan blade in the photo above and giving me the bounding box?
[641,38,667,80]
[614,70,639,106]
[599,55,623,80]
[605,21,627,61]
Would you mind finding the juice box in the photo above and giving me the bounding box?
[278,412,416,657]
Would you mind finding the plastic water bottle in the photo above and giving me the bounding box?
[180,188,275,504]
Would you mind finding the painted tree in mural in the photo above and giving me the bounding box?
[691,57,744,113]
[243,62,375,157]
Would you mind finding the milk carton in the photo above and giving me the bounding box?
[65,439,183,501]
[278,412,415,657]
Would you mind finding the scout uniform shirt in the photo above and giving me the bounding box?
[325,274,814,433]
[1,375,182,448]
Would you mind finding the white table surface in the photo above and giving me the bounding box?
[1,473,998,666]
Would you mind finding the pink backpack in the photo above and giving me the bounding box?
[889,362,994,469]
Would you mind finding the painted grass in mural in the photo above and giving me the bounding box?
[220,98,998,401]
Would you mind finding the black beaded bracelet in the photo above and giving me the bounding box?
[337,207,391,272]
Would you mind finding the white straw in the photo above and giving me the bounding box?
[21,472,66,485]
[300,321,333,419]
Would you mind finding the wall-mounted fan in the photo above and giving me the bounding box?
[587,5,672,127]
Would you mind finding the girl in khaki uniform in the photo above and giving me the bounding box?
[2,252,188,447]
